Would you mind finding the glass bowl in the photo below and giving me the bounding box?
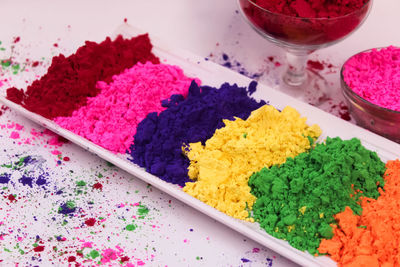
[341,50,400,143]
[238,0,372,104]
[238,0,372,50]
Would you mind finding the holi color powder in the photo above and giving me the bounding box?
[249,137,385,254]
[0,146,160,266]
[130,81,266,186]
[0,156,51,189]
[55,62,196,154]
[215,53,263,79]
[6,34,159,119]
[251,0,368,18]
[343,46,400,112]
[319,159,400,266]
[183,105,321,220]
[240,0,370,46]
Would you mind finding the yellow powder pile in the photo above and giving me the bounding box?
[183,105,322,220]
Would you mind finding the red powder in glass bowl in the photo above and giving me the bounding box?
[239,0,371,46]
[6,34,159,119]
[252,0,368,18]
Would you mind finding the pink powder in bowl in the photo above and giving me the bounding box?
[343,46,400,112]
[55,62,198,153]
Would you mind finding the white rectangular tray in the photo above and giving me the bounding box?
[1,31,399,267]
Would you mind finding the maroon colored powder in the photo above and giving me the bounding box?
[7,194,16,202]
[120,256,130,262]
[33,246,45,252]
[84,218,96,227]
[68,256,76,262]
[6,34,159,119]
[92,182,103,190]
[252,0,367,18]
[239,0,370,45]
[307,60,324,70]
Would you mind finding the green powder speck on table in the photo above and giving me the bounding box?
[249,137,385,254]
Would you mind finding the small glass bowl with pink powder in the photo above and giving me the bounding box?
[341,46,400,143]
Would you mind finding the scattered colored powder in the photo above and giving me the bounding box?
[59,201,77,215]
[343,46,400,112]
[251,0,368,18]
[240,0,370,45]
[249,137,385,254]
[68,256,76,262]
[92,182,103,190]
[0,174,11,184]
[318,159,400,266]
[130,81,265,186]
[218,53,263,79]
[101,248,120,264]
[241,258,251,262]
[9,131,20,139]
[19,175,34,187]
[55,62,196,153]
[307,60,324,71]
[183,105,321,220]
[76,180,86,187]
[6,34,159,119]
[33,246,45,252]
[137,205,149,217]
[125,224,136,231]
[90,249,100,259]
[84,218,96,227]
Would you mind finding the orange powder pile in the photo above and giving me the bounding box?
[318,159,400,267]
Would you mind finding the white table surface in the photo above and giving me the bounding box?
[1,1,399,266]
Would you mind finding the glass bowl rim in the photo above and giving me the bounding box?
[242,0,372,21]
[341,46,400,116]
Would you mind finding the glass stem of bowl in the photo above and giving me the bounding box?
[283,49,312,87]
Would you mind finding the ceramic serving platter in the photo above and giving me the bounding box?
[1,30,399,267]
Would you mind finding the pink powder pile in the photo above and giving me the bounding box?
[343,46,400,112]
[54,62,197,153]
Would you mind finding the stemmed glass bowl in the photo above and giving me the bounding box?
[238,0,372,104]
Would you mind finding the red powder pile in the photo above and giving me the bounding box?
[252,0,368,18]
[6,34,159,119]
[240,0,370,45]
[318,160,400,267]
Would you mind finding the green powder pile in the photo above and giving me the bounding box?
[249,137,386,254]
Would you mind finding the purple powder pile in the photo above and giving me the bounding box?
[129,81,266,186]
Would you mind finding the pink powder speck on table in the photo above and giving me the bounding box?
[55,62,198,154]
[343,46,400,112]
[51,150,62,155]
[100,248,120,264]
[10,131,20,139]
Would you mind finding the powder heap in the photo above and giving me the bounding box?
[249,137,385,254]
[318,159,400,267]
[55,62,195,154]
[343,46,400,112]
[6,34,159,119]
[252,0,368,18]
[240,0,370,46]
[183,105,321,220]
[130,81,266,186]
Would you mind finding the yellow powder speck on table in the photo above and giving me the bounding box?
[183,105,322,220]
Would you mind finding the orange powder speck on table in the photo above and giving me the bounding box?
[318,159,400,267]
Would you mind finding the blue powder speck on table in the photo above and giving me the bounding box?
[0,173,11,183]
